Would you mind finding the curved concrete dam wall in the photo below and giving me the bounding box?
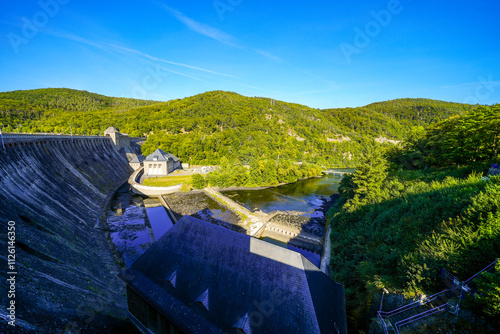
[0,139,133,332]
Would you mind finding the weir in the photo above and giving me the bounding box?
[203,187,322,252]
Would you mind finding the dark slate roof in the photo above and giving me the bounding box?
[144,149,180,163]
[130,155,145,164]
[165,153,180,162]
[120,216,347,334]
[145,148,168,162]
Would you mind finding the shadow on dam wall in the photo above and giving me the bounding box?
[0,139,137,333]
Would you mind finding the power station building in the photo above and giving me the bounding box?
[142,148,181,176]
[120,216,347,334]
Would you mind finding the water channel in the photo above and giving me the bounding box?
[106,170,352,267]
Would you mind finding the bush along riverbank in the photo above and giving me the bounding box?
[190,158,323,189]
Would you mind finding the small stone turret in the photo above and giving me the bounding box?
[104,126,131,149]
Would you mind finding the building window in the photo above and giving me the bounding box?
[127,287,147,324]
[147,303,159,330]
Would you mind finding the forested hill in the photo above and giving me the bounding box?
[0,88,478,166]
[0,88,157,130]
[0,88,157,112]
[328,105,500,332]
[324,98,476,139]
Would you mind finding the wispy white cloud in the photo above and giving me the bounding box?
[442,77,500,89]
[41,28,234,80]
[155,2,240,48]
[42,28,105,49]
[108,44,234,78]
[253,49,283,62]
[138,57,207,83]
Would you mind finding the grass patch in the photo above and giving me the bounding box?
[143,175,192,187]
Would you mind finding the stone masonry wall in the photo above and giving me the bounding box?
[0,139,132,333]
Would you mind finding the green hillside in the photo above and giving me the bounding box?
[0,88,477,167]
[328,105,500,332]
[0,88,157,134]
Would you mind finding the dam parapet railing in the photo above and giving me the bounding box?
[0,132,111,145]
[0,132,146,146]
[128,167,182,196]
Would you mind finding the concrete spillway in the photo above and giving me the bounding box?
[0,138,133,332]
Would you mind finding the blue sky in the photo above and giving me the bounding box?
[1,0,499,108]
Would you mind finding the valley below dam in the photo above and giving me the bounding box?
[108,171,352,269]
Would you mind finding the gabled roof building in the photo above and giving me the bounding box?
[130,155,146,170]
[120,216,347,334]
[144,149,181,176]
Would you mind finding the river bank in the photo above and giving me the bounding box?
[209,175,324,192]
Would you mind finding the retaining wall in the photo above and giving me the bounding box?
[128,168,182,196]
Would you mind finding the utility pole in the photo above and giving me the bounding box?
[70,122,73,142]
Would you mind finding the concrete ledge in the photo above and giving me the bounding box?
[128,167,182,196]
[127,312,154,334]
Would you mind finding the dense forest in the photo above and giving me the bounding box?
[327,105,500,332]
[0,88,477,169]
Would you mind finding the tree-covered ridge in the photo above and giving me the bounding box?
[139,91,370,166]
[323,98,477,140]
[136,92,477,166]
[389,105,500,169]
[0,88,157,112]
[365,98,476,126]
[0,88,157,134]
[0,88,478,166]
[327,105,500,332]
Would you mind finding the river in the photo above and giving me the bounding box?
[222,173,349,214]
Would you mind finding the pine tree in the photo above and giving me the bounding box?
[351,142,388,202]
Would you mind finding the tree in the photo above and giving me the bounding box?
[351,142,388,202]
[476,261,500,325]
[191,174,207,189]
